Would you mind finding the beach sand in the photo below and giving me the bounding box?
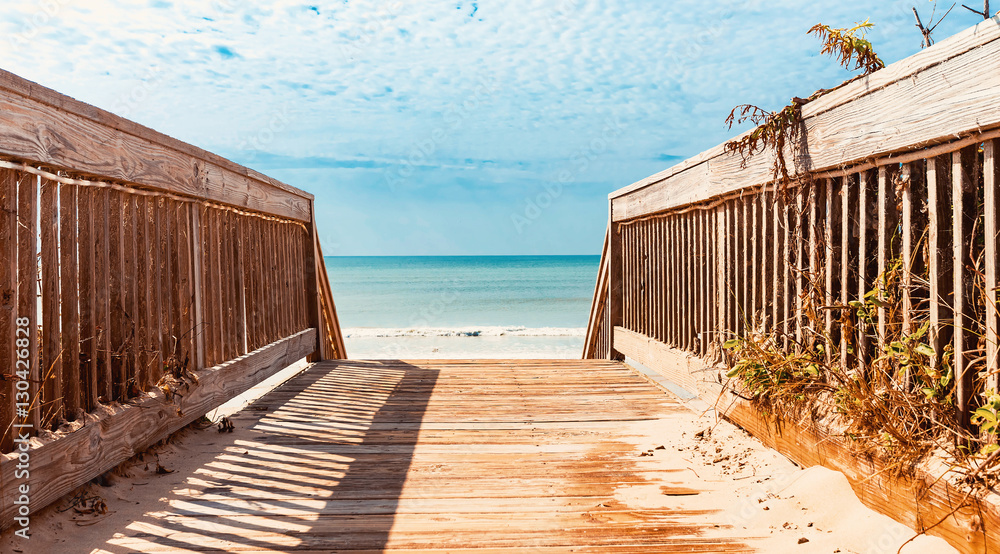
[1,359,955,554]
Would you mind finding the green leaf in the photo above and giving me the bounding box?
[723,339,741,350]
[914,344,935,357]
[726,367,741,378]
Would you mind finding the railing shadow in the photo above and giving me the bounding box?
[102,359,437,552]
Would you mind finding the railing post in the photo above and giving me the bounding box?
[608,199,624,360]
[304,200,325,361]
[190,205,205,371]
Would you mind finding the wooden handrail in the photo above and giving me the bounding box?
[0,71,346,531]
[582,226,610,359]
[593,17,1000,553]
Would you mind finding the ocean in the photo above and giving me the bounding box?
[324,255,601,359]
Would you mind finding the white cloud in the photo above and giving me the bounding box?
[0,0,981,254]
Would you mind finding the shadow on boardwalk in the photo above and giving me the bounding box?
[102,360,437,552]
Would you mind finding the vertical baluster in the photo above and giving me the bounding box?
[841,176,853,373]
[772,188,782,341]
[857,172,870,373]
[0,170,17,450]
[122,194,137,393]
[108,190,125,402]
[824,179,836,367]
[954,147,977,427]
[95,188,111,401]
[176,202,194,367]
[986,140,999,392]
[150,197,163,384]
[927,156,954,374]
[78,185,97,410]
[190,204,205,370]
[40,178,62,425]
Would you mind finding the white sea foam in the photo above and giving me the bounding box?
[343,326,586,338]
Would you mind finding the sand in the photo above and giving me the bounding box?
[0,360,957,554]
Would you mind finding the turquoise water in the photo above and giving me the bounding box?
[324,256,600,333]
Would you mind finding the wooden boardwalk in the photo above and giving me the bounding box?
[106,360,749,553]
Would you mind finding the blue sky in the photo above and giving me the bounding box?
[0,1,977,255]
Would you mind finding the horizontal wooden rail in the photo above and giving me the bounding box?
[610,16,1000,221]
[0,71,345,531]
[588,17,1000,553]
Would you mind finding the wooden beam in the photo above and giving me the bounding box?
[0,170,16,451]
[39,178,62,425]
[986,139,999,392]
[583,227,610,359]
[610,21,1000,220]
[0,70,312,221]
[16,172,39,428]
[0,328,317,532]
[608,199,624,360]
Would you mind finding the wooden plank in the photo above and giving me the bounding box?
[234,214,247,355]
[607,198,623,359]
[0,328,317,532]
[716,205,725,353]
[0,70,312,221]
[218,210,232,360]
[39,178,62,426]
[840,176,852,373]
[901,164,914,338]
[304,213,325,360]
[135,196,150,391]
[58,183,80,417]
[78,184,97,410]
[953,147,977,426]
[824,179,835,365]
[876,167,888,351]
[176,202,194,369]
[583,228,610,358]
[0,170,17,451]
[150,197,164,387]
[163,199,178,365]
[987,139,999,392]
[808,182,818,348]
[610,17,1000,203]
[122,192,137,397]
[610,20,1000,220]
[206,209,221,365]
[94,187,111,402]
[190,205,205,371]
[107,189,125,402]
[857,172,869,372]
[16,172,39,428]
[927,156,953,371]
[666,216,675,345]
[771,190,780,339]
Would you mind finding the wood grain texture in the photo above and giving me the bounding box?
[39,178,62,425]
[986,140,999,391]
[0,328,317,532]
[610,18,1000,220]
[85,358,749,553]
[58,183,80,418]
[0,70,312,221]
[16,171,39,428]
[94,187,111,402]
[0,170,16,451]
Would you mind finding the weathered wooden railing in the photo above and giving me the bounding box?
[0,69,345,529]
[585,17,1000,553]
